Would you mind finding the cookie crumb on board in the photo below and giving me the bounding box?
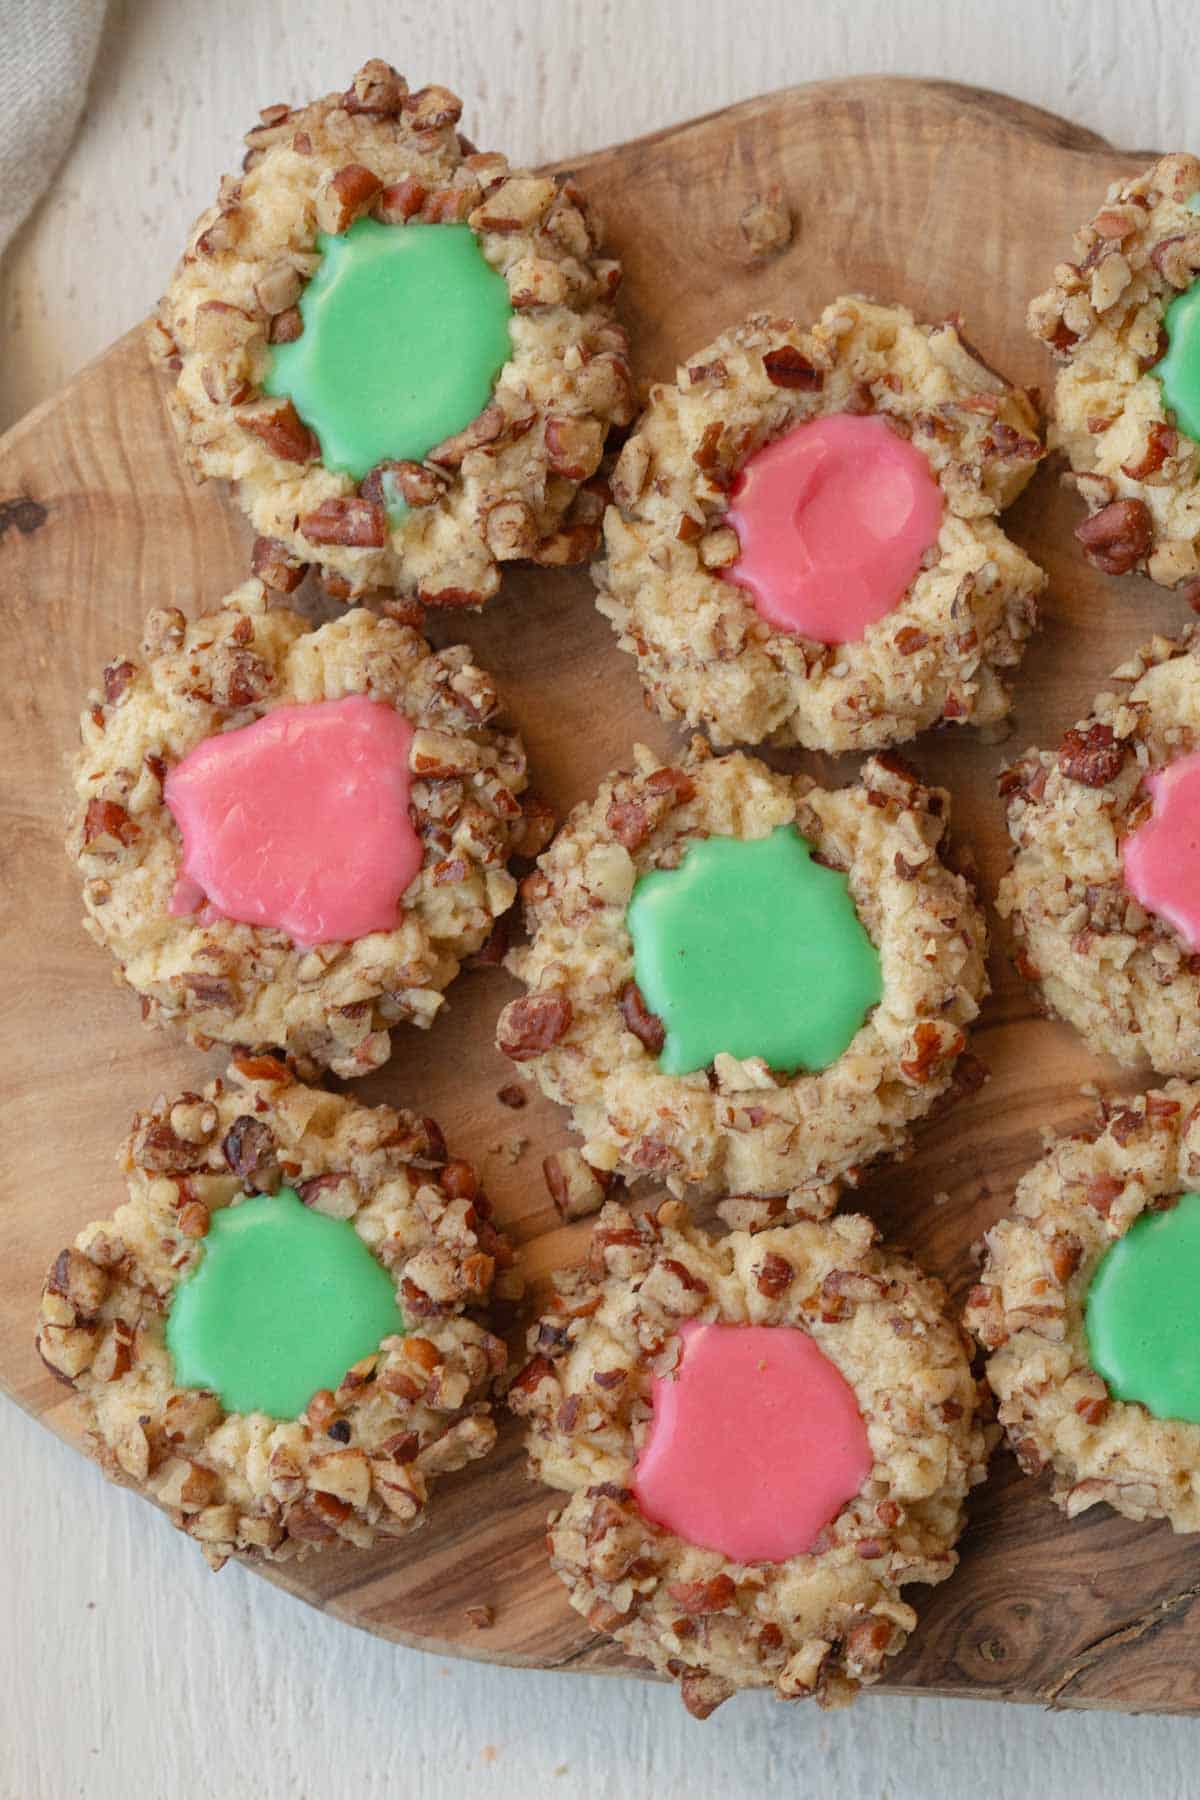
[738,186,793,258]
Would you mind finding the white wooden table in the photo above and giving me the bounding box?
[5,3,1200,1795]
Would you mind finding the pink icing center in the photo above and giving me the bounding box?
[1122,751,1200,951]
[164,694,423,946]
[632,1319,873,1564]
[723,413,945,645]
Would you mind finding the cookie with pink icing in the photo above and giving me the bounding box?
[596,296,1047,753]
[511,1200,988,1717]
[70,578,546,1077]
[1000,623,1200,1074]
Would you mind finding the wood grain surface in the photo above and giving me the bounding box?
[1,76,1194,1712]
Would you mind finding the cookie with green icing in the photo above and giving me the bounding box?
[1029,150,1200,592]
[966,1080,1200,1533]
[152,58,633,606]
[37,1058,515,1568]
[497,740,988,1206]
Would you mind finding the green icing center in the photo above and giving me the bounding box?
[1085,1190,1200,1424]
[263,218,513,482]
[166,1189,405,1420]
[624,825,883,1077]
[1153,278,1200,443]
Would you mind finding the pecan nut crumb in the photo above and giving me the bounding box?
[497,995,573,1061]
[221,1115,281,1193]
[761,345,822,390]
[542,1148,612,1221]
[1074,498,1153,575]
[739,186,793,259]
[618,980,665,1054]
[1056,722,1126,787]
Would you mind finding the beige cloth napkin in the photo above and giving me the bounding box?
[0,0,106,259]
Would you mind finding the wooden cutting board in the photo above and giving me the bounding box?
[3,76,1196,1713]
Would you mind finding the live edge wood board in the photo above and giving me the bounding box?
[2,77,1196,1714]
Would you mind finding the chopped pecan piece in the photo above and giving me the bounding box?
[254,263,302,316]
[483,497,538,557]
[342,59,407,115]
[404,84,463,131]
[664,1573,736,1614]
[899,1021,962,1083]
[692,419,725,474]
[644,767,695,803]
[1074,1394,1110,1426]
[181,973,237,1007]
[196,209,242,257]
[739,186,792,257]
[374,177,429,222]
[83,799,140,851]
[761,345,822,389]
[230,1052,291,1083]
[618,980,665,1054]
[845,1616,893,1667]
[1083,1172,1124,1216]
[894,627,930,654]
[470,175,557,233]
[237,397,318,464]
[497,995,573,1061]
[46,1248,109,1321]
[155,1457,219,1513]
[1011,1435,1047,1476]
[250,535,307,592]
[544,415,605,481]
[605,766,694,850]
[221,1115,281,1193]
[421,187,475,224]
[299,497,386,548]
[318,163,383,234]
[142,607,186,655]
[513,793,556,857]
[360,459,445,509]
[269,306,303,345]
[1075,498,1153,575]
[210,647,272,709]
[542,1148,611,1221]
[1047,1233,1083,1282]
[103,661,135,705]
[756,1252,794,1298]
[1121,422,1178,481]
[426,403,505,468]
[1057,722,1125,787]
[284,1491,351,1542]
[178,1201,210,1239]
[1150,230,1200,287]
[507,1353,557,1401]
[605,799,650,849]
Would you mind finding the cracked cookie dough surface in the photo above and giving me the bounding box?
[594,298,1046,752]
[1029,152,1200,591]
[36,1058,515,1568]
[70,579,539,1077]
[998,627,1200,1072]
[511,1200,988,1715]
[496,740,988,1201]
[965,1082,1200,1532]
[152,58,633,604]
